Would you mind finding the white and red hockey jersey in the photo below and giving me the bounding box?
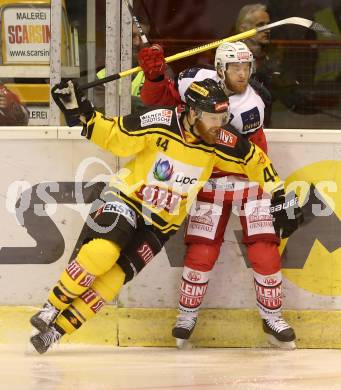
[142,66,266,144]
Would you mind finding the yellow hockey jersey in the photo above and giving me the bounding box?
[82,107,282,235]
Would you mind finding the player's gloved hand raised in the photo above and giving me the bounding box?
[138,44,166,81]
[270,190,304,239]
[51,80,95,127]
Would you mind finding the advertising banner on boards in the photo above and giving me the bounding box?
[3,6,50,64]
[0,134,341,310]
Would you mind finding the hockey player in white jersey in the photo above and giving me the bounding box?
[138,41,296,349]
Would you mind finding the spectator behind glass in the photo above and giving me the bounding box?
[236,4,274,125]
[236,4,321,126]
[130,18,173,112]
[236,4,270,62]
[130,19,151,111]
[96,18,153,113]
[0,84,29,126]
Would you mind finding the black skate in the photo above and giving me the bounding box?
[30,325,63,354]
[30,302,60,333]
[172,313,197,349]
[263,317,296,349]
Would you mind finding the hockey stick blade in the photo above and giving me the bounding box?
[310,21,335,37]
[80,17,334,90]
[258,17,335,37]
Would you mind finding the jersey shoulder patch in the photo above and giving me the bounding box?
[121,107,179,136]
[139,108,173,127]
[216,128,238,148]
[178,67,202,80]
[241,106,261,133]
[177,67,218,102]
[178,65,216,80]
[215,126,250,159]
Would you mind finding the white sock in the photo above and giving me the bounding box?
[253,270,282,319]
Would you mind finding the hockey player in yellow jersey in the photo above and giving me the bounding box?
[29,79,303,354]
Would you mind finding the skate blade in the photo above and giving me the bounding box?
[24,327,40,355]
[266,334,296,350]
[175,338,193,350]
[25,339,40,355]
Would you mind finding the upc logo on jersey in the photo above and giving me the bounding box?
[140,109,173,127]
[147,152,204,193]
[153,159,174,181]
[216,129,237,147]
[241,106,260,133]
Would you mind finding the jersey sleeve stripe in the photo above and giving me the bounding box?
[118,116,150,136]
[215,150,249,165]
[243,142,257,163]
[215,142,256,165]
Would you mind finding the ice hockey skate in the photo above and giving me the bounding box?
[30,325,64,354]
[172,312,197,349]
[30,302,60,333]
[263,317,296,349]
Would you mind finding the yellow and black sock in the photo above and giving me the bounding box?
[56,264,126,334]
[48,238,121,311]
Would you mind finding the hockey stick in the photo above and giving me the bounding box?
[80,17,333,90]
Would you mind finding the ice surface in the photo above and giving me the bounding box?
[1,345,341,389]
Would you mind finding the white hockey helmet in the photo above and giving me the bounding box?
[214,41,254,75]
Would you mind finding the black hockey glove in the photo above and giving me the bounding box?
[270,190,304,239]
[51,80,95,127]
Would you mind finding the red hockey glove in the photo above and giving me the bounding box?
[138,44,166,81]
